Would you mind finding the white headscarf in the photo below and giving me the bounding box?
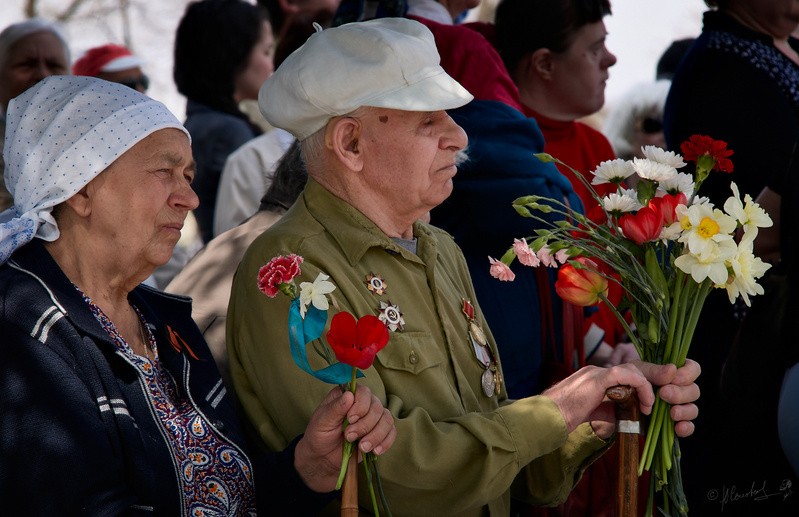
[0,75,191,264]
[0,18,71,80]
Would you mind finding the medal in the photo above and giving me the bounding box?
[377,300,405,332]
[365,273,388,295]
[462,299,502,397]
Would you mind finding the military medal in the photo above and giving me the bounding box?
[462,299,502,397]
[365,273,388,295]
[377,300,405,332]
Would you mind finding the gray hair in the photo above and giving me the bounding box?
[0,18,71,71]
[602,80,671,160]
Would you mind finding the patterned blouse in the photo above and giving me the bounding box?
[81,290,256,516]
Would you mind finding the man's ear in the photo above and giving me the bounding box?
[528,48,555,80]
[327,116,364,172]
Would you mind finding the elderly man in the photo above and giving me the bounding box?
[228,18,700,515]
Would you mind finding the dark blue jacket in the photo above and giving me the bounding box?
[184,100,259,243]
[0,239,330,515]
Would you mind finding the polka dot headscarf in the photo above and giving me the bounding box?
[0,75,190,264]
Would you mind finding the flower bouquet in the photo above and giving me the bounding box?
[257,253,392,516]
[488,136,773,516]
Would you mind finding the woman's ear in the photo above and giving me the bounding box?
[327,116,364,172]
[62,183,93,218]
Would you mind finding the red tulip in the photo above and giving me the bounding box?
[555,257,609,307]
[650,193,687,225]
[619,205,664,245]
[326,313,390,370]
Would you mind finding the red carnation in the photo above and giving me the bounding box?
[680,134,734,173]
[257,254,303,297]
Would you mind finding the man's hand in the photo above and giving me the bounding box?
[293,385,396,493]
[542,359,700,440]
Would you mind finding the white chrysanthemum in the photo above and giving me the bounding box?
[602,189,642,214]
[722,237,772,306]
[591,159,636,185]
[632,157,678,182]
[656,172,694,198]
[299,272,336,318]
[723,182,773,236]
[641,146,687,168]
[676,203,737,261]
[674,238,737,284]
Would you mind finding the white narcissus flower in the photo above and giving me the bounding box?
[674,238,737,284]
[602,189,642,215]
[676,203,737,261]
[299,272,337,318]
[591,158,635,185]
[723,182,773,236]
[641,145,687,169]
[656,172,695,199]
[722,234,772,306]
[632,157,678,183]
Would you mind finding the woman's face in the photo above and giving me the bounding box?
[83,128,198,272]
[734,0,799,39]
[0,30,69,110]
[234,21,275,102]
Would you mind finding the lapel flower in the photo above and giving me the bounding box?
[257,253,303,298]
[298,272,336,318]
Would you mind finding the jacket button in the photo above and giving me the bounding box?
[408,351,418,365]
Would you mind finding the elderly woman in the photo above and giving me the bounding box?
[0,18,70,211]
[0,76,395,514]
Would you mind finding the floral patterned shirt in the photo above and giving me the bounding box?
[81,290,256,516]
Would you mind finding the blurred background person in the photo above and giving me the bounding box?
[72,42,149,93]
[602,79,670,162]
[663,0,799,514]
[0,17,70,211]
[173,0,274,245]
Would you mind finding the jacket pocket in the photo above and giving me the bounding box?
[375,331,443,375]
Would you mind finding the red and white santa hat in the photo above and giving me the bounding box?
[72,44,143,77]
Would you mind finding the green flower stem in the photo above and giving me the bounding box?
[363,453,379,517]
[597,292,642,353]
[335,368,359,490]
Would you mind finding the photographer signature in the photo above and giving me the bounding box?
[707,479,793,512]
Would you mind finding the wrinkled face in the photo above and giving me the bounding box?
[0,31,69,109]
[234,20,275,102]
[359,108,468,217]
[549,20,617,119]
[84,128,198,270]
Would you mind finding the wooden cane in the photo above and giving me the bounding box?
[607,385,640,517]
[341,451,359,516]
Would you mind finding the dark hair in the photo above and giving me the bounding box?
[495,0,611,76]
[259,140,307,212]
[173,0,269,115]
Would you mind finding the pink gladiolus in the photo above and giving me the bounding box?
[619,205,664,245]
[513,238,540,267]
[555,257,608,307]
[489,256,516,281]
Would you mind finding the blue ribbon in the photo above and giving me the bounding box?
[287,298,363,385]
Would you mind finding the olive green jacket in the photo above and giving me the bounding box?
[227,179,608,516]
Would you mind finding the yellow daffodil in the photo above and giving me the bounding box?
[676,203,737,261]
